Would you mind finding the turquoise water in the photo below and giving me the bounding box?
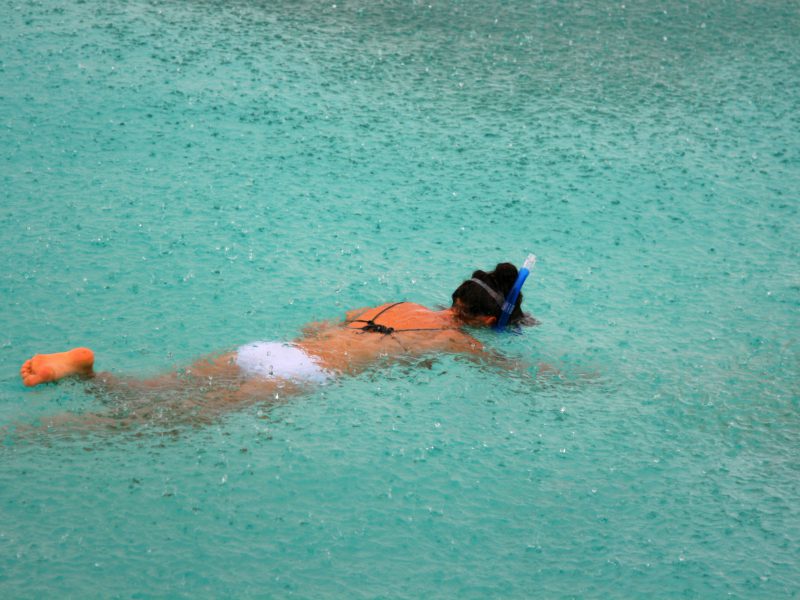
[1,0,799,596]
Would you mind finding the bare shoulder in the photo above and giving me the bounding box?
[429,328,485,354]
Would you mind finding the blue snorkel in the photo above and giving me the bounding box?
[494,254,536,330]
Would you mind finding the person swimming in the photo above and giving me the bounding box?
[18,262,534,424]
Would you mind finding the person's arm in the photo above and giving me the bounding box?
[434,329,555,378]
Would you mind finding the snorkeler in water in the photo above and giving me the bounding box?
[19,262,535,425]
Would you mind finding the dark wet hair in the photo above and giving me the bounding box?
[452,262,530,324]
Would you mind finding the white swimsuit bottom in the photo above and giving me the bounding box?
[235,342,333,384]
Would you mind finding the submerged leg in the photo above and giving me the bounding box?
[20,349,241,391]
[71,352,242,412]
[15,348,311,435]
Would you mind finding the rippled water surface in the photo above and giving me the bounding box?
[1,0,799,597]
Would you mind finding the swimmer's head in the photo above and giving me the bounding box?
[451,262,535,327]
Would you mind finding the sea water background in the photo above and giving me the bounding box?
[1,0,798,597]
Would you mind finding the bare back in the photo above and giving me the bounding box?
[295,302,483,374]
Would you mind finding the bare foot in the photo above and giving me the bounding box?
[20,347,95,387]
